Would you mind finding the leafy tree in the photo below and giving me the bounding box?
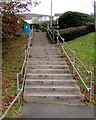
[1,0,40,41]
[59,11,94,29]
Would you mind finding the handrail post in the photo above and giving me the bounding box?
[89,71,92,102]
[53,31,54,43]
[57,30,59,43]
[72,51,76,77]
[16,73,21,105]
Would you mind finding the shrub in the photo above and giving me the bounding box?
[59,11,94,29]
[53,23,95,42]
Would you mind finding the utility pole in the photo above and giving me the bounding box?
[50,0,52,28]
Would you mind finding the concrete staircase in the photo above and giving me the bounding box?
[24,32,84,105]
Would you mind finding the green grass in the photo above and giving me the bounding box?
[67,32,94,72]
[2,33,28,118]
[60,32,95,103]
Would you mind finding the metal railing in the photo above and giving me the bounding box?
[16,30,33,105]
[47,25,55,43]
[47,26,92,102]
[0,30,33,120]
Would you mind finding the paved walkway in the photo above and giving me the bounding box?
[18,103,94,118]
[18,33,94,118]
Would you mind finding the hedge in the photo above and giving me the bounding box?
[59,11,94,29]
[53,23,95,42]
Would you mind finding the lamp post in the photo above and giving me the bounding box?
[50,0,52,28]
[94,1,96,32]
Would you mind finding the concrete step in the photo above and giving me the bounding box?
[29,46,58,49]
[29,51,62,56]
[29,52,61,55]
[24,85,80,93]
[30,48,60,54]
[25,79,77,86]
[29,48,60,51]
[24,92,84,104]
[27,65,69,69]
[29,50,60,52]
[29,55,63,58]
[26,73,72,79]
[29,57,65,61]
[27,69,71,74]
[23,32,84,105]
[27,61,66,65]
[29,49,60,51]
[29,50,61,54]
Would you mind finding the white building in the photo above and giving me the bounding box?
[23,13,50,24]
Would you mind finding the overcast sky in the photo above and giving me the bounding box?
[29,0,94,15]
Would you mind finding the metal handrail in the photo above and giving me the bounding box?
[16,30,33,105]
[47,25,54,43]
[57,31,91,74]
[47,27,92,102]
[0,30,33,120]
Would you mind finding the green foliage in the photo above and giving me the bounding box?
[59,11,94,29]
[1,1,29,41]
[40,20,49,26]
[53,23,95,42]
[1,1,40,41]
[40,21,50,31]
[67,33,94,71]
[22,20,29,25]
[31,23,41,30]
[40,20,56,31]
[30,23,46,31]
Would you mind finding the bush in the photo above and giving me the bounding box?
[59,11,94,29]
[53,23,95,42]
[30,23,46,32]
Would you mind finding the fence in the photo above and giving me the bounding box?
[0,29,33,120]
[47,26,92,103]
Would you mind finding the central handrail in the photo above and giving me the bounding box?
[47,26,92,103]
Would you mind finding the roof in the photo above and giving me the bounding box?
[54,13,63,17]
[21,13,50,20]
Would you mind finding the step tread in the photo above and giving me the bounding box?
[24,92,83,97]
[27,65,68,66]
[27,73,71,75]
[25,79,76,82]
[27,73,72,76]
[25,85,79,88]
[28,60,66,62]
[27,69,70,71]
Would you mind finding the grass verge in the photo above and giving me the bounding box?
[2,33,28,118]
[59,32,95,103]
